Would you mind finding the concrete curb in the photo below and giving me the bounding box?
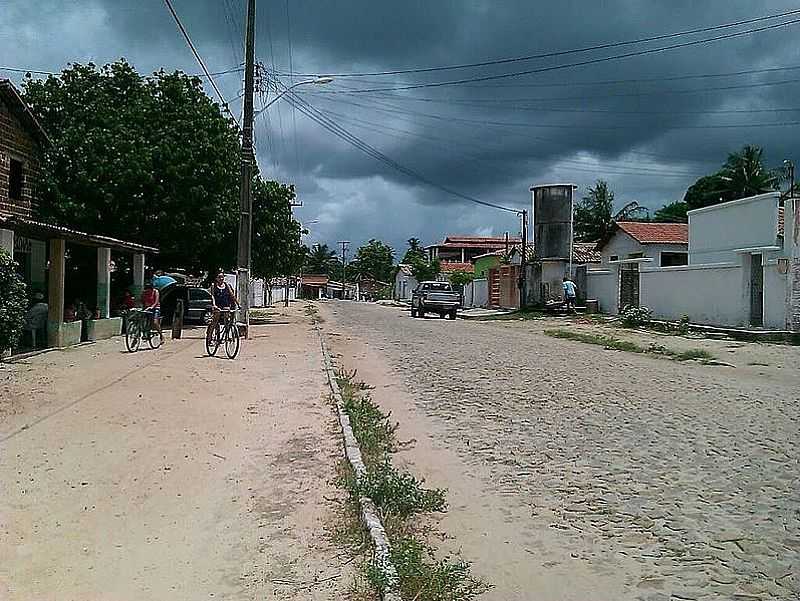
[315,325,402,601]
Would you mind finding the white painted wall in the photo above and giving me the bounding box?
[688,192,780,264]
[394,272,418,300]
[640,262,747,326]
[463,278,488,308]
[764,261,787,329]
[586,268,619,314]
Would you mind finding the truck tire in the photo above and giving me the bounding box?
[419,306,425,318]
[411,306,417,318]
[449,309,458,320]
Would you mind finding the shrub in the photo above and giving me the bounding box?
[0,249,27,354]
[620,305,652,328]
[678,314,691,334]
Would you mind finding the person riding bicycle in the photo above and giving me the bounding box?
[141,281,164,343]
[207,272,238,343]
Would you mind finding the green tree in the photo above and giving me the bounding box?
[351,239,395,282]
[402,238,426,263]
[251,179,305,281]
[305,244,340,275]
[409,256,441,282]
[653,201,688,223]
[23,61,241,272]
[683,145,781,211]
[0,250,27,354]
[718,145,781,200]
[574,180,647,242]
[449,270,475,288]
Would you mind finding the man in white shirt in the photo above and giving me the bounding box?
[562,276,577,312]
[25,292,49,349]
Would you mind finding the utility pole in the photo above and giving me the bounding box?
[520,209,528,309]
[236,0,256,338]
[339,241,350,299]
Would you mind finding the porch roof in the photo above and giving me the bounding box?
[0,212,158,254]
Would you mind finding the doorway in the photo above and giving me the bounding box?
[749,253,763,327]
[619,263,640,309]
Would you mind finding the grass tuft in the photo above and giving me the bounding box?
[335,369,490,601]
[544,328,714,363]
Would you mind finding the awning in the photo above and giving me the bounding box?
[0,212,158,254]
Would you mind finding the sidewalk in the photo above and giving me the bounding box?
[0,304,352,601]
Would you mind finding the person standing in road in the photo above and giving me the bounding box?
[562,276,577,312]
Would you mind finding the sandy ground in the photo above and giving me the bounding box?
[322,301,800,601]
[0,304,353,601]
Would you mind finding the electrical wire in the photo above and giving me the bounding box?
[308,17,800,93]
[278,8,800,78]
[162,0,239,126]
[278,84,522,213]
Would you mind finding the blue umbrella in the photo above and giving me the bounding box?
[152,275,177,289]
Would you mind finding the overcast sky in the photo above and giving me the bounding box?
[2,1,799,257]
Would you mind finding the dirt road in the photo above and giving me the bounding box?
[323,301,800,601]
[0,305,352,601]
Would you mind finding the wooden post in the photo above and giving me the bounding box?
[171,298,184,339]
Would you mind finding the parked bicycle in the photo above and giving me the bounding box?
[124,308,162,352]
[205,308,240,359]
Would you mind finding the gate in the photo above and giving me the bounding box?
[619,263,640,309]
[750,253,763,326]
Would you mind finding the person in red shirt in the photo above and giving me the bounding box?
[141,281,163,343]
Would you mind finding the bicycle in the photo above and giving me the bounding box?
[205,308,240,359]
[125,308,162,352]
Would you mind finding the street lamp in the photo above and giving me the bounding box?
[254,77,334,118]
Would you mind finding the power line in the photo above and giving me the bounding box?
[280,8,800,78]
[307,17,800,93]
[279,84,521,213]
[302,63,800,93]
[312,104,708,179]
[162,0,240,125]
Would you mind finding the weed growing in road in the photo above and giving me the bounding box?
[544,328,715,363]
[479,309,544,321]
[672,348,714,362]
[305,303,323,323]
[335,369,490,601]
[368,536,490,601]
[356,462,446,521]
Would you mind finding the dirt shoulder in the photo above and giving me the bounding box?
[0,303,353,601]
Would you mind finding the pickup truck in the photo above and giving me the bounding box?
[411,281,461,319]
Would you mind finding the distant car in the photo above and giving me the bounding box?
[411,281,461,319]
[159,284,214,326]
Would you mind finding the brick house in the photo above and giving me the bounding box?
[0,79,157,352]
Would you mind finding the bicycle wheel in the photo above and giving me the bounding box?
[206,324,220,356]
[125,318,141,352]
[148,327,162,349]
[225,319,240,359]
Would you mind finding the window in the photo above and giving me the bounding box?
[627,252,644,259]
[189,288,211,302]
[8,159,23,200]
[609,255,619,262]
[660,252,688,267]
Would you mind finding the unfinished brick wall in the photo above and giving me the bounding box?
[0,97,42,218]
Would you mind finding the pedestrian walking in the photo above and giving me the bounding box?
[562,276,577,312]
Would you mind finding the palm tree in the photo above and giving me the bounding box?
[304,243,339,275]
[717,145,780,200]
[574,181,649,242]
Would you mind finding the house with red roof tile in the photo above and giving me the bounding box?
[596,221,689,268]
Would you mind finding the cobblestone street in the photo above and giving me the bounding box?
[324,301,800,601]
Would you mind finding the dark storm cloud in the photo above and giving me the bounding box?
[2,0,798,251]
